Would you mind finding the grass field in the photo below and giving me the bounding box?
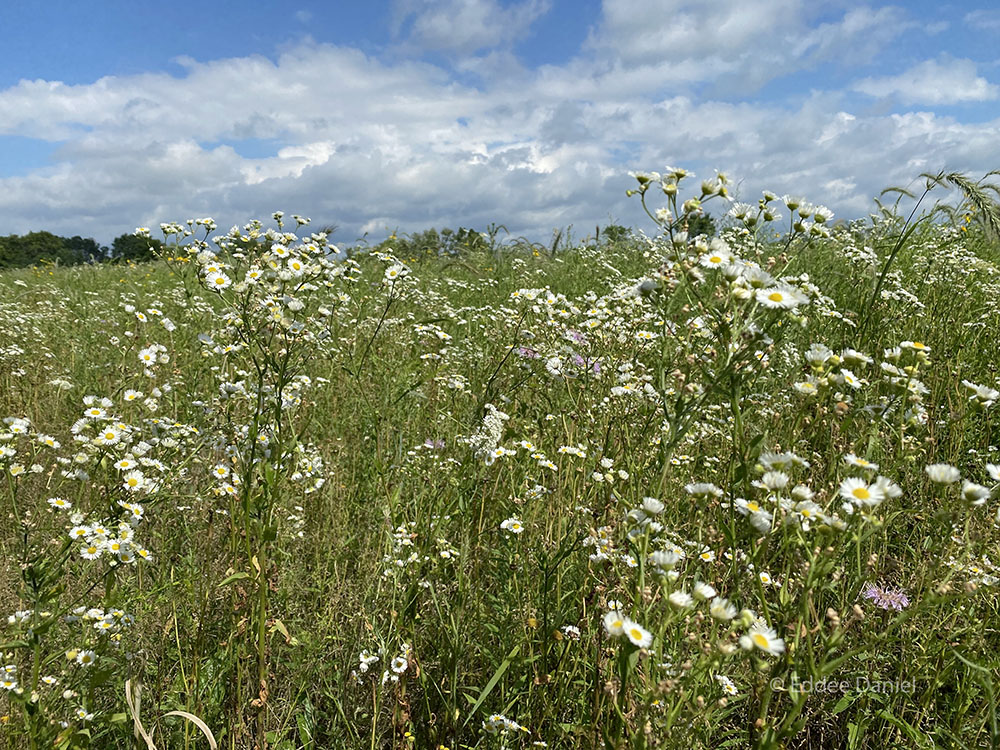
[2,171,1000,749]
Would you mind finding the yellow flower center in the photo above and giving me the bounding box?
[768,292,783,302]
[752,633,770,649]
[852,487,870,500]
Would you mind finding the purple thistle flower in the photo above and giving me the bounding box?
[861,581,910,611]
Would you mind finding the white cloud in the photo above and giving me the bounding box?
[853,57,999,105]
[581,1,911,95]
[586,0,801,67]
[793,5,911,64]
[392,0,550,55]
[0,5,998,244]
[964,9,1000,31]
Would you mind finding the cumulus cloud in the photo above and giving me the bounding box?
[392,0,550,55]
[793,5,911,65]
[581,1,911,95]
[853,57,999,105]
[0,3,998,243]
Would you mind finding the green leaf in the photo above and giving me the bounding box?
[462,643,520,727]
[217,571,250,587]
[831,691,860,715]
[269,619,299,646]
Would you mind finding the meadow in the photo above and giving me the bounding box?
[1,168,999,750]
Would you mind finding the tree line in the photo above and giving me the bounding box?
[0,231,163,269]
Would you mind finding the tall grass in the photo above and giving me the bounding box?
[0,171,999,749]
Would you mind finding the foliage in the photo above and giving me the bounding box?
[0,232,104,269]
[109,233,163,263]
[0,170,999,750]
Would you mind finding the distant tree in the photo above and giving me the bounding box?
[686,213,716,238]
[601,224,631,243]
[0,231,86,267]
[382,227,490,258]
[0,232,110,268]
[63,235,107,263]
[0,236,25,267]
[110,233,163,262]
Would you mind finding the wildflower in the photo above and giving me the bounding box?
[709,597,738,621]
[749,509,774,533]
[98,426,120,445]
[483,714,524,734]
[384,264,408,282]
[603,610,626,637]
[650,549,681,568]
[793,500,824,528]
[686,482,722,499]
[839,477,886,507]
[757,471,790,491]
[925,463,961,484]
[838,369,862,389]
[642,497,665,515]
[693,581,717,601]
[872,475,903,500]
[756,285,807,309]
[794,377,821,395]
[716,674,739,696]
[562,625,581,639]
[700,246,733,269]
[790,484,815,502]
[47,497,72,510]
[500,517,524,534]
[76,651,97,667]
[205,271,231,290]
[844,454,879,472]
[861,582,910,611]
[668,591,694,609]
[623,619,653,648]
[122,470,145,492]
[961,480,991,506]
[842,349,873,367]
[743,622,785,656]
[390,656,408,674]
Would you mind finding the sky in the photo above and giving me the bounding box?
[0,0,998,245]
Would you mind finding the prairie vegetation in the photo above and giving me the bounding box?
[1,169,999,749]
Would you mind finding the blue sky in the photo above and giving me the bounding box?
[1,0,998,243]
